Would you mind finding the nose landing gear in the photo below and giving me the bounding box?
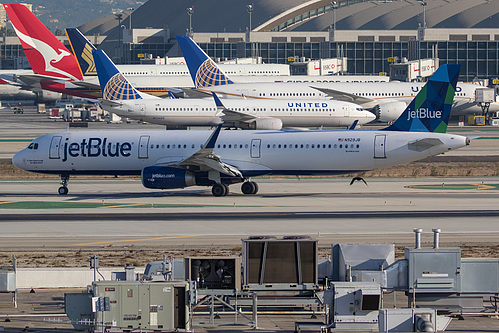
[58,174,69,195]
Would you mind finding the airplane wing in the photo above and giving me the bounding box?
[310,86,375,106]
[211,91,257,124]
[160,124,243,177]
[408,138,444,151]
[182,87,211,98]
[14,73,71,87]
[221,109,256,123]
[71,80,101,90]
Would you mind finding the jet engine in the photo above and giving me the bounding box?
[248,117,283,130]
[36,90,62,103]
[377,101,407,122]
[142,166,196,189]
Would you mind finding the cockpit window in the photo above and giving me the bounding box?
[27,142,38,150]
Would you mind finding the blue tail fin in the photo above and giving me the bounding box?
[93,49,144,100]
[176,35,234,88]
[384,64,460,133]
[65,28,97,76]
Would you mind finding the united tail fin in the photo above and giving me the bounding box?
[176,35,234,88]
[383,64,460,133]
[3,4,83,81]
[65,28,97,76]
[93,49,157,100]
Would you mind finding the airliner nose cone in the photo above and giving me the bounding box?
[12,151,23,169]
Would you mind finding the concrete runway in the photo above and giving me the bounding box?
[1,177,499,250]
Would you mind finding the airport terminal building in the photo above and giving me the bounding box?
[3,0,499,82]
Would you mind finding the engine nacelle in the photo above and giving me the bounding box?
[141,166,196,189]
[36,90,62,102]
[377,101,407,122]
[249,117,283,130]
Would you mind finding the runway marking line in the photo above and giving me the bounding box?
[98,203,148,208]
[0,201,236,209]
[74,235,202,246]
[406,183,499,190]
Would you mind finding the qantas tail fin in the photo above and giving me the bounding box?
[176,35,233,88]
[93,49,157,101]
[3,4,83,81]
[383,64,460,133]
[65,28,97,76]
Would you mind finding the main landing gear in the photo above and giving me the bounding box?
[211,181,259,197]
[58,174,69,195]
[212,183,229,197]
[241,181,258,195]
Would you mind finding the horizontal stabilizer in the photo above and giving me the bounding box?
[98,98,123,107]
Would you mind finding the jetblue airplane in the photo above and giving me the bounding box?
[12,65,469,197]
[93,49,375,129]
[177,35,498,121]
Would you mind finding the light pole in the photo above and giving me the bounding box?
[331,1,337,41]
[114,12,123,63]
[420,0,427,28]
[247,4,253,31]
[187,7,194,36]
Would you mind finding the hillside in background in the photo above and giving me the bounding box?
[5,0,145,33]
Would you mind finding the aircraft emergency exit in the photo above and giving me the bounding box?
[13,65,469,196]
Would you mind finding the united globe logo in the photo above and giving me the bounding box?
[195,59,233,87]
[104,73,141,100]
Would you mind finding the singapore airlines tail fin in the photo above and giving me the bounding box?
[93,49,158,100]
[3,4,83,81]
[176,35,234,88]
[384,64,460,133]
[65,28,97,77]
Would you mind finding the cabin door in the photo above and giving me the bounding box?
[374,135,386,158]
[250,139,261,158]
[139,135,150,159]
[49,136,62,159]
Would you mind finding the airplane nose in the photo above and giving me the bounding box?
[12,150,24,169]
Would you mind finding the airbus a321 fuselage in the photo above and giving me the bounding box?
[13,65,469,196]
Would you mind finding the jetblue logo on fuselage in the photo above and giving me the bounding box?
[287,102,328,108]
[407,108,442,121]
[62,138,132,162]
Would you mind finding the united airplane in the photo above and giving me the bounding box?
[93,49,375,129]
[12,65,469,197]
[177,35,498,121]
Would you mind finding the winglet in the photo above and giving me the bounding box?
[203,124,223,150]
[65,28,97,76]
[167,91,176,99]
[93,49,152,100]
[3,4,83,81]
[348,120,359,130]
[212,92,224,108]
[383,64,461,133]
[176,35,234,88]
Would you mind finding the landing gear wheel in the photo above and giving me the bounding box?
[241,181,259,195]
[212,183,229,197]
[58,186,68,195]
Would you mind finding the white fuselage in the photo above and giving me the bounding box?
[196,81,498,117]
[102,98,375,128]
[13,129,467,178]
